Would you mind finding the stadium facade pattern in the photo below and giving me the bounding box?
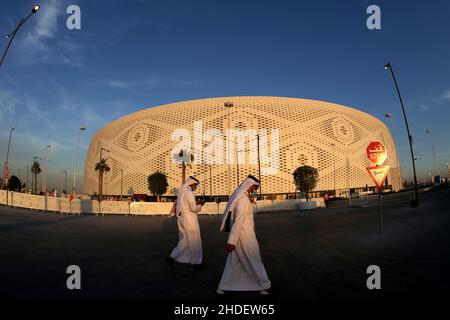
[83,97,402,197]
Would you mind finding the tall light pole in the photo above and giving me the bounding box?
[26,165,29,192]
[331,143,336,195]
[202,143,208,197]
[425,129,439,179]
[42,144,51,193]
[4,127,14,189]
[384,62,419,207]
[209,164,213,198]
[385,112,402,190]
[236,148,240,187]
[99,147,109,202]
[73,125,86,194]
[224,102,233,198]
[446,162,450,180]
[178,149,193,184]
[236,148,251,187]
[0,4,40,68]
[62,170,68,194]
[257,133,262,199]
[119,168,124,200]
[414,157,424,184]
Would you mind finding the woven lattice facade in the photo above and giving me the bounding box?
[83,97,402,196]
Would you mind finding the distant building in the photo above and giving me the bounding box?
[83,97,402,197]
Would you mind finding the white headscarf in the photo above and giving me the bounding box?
[220,175,260,231]
[169,176,199,218]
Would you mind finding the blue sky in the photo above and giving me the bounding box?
[0,0,449,190]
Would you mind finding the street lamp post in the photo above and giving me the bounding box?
[257,134,262,199]
[236,148,252,188]
[224,102,233,198]
[331,143,336,195]
[178,150,193,184]
[384,62,419,207]
[385,112,403,190]
[414,157,424,185]
[0,4,40,68]
[202,143,213,198]
[446,162,450,180]
[26,166,29,192]
[425,129,439,179]
[236,148,240,187]
[99,147,109,202]
[73,125,86,194]
[119,168,124,200]
[4,128,14,189]
[42,144,51,193]
[62,170,68,194]
[202,143,208,197]
[209,164,213,198]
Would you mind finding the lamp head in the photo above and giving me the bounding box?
[384,63,391,70]
[32,4,40,13]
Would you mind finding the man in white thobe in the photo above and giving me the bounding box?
[217,175,271,295]
[167,176,206,269]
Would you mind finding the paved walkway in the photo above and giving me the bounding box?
[0,189,449,300]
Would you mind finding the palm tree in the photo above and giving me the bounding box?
[95,158,110,202]
[30,161,41,194]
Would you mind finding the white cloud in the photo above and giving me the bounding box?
[172,79,201,86]
[0,90,18,124]
[107,77,160,89]
[14,0,84,67]
[442,90,450,101]
[82,109,105,124]
[34,0,61,39]
[419,104,430,111]
[108,80,130,89]
[17,0,63,64]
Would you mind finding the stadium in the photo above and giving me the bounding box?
[83,96,402,198]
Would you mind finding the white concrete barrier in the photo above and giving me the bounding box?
[0,190,6,204]
[0,191,324,215]
[9,192,45,211]
[92,200,100,215]
[255,199,319,212]
[299,201,316,210]
[47,197,59,212]
[255,200,273,212]
[99,201,130,215]
[200,202,220,215]
[130,202,157,215]
[218,202,228,214]
[59,199,71,213]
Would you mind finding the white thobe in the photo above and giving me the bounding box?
[170,188,203,265]
[218,196,271,291]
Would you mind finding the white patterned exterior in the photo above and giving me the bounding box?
[83,97,402,196]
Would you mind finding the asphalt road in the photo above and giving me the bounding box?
[0,189,449,300]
